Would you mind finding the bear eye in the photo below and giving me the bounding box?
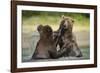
[48,28,52,33]
[72,20,74,23]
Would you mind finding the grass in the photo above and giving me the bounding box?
[22,11,90,32]
[22,15,90,32]
[22,12,90,62]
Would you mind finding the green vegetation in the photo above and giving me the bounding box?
[22,11,90,61]
[22,10,90,31]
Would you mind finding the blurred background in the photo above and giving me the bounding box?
[22,10,90,62]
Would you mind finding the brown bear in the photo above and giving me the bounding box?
[54,15,82,57]
[31,25,66,59]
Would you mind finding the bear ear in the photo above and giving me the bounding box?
[37,25,43,31]
[61,15,65,19]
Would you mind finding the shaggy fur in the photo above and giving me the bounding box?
[54,15,82,57]
[32,25,66,59]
